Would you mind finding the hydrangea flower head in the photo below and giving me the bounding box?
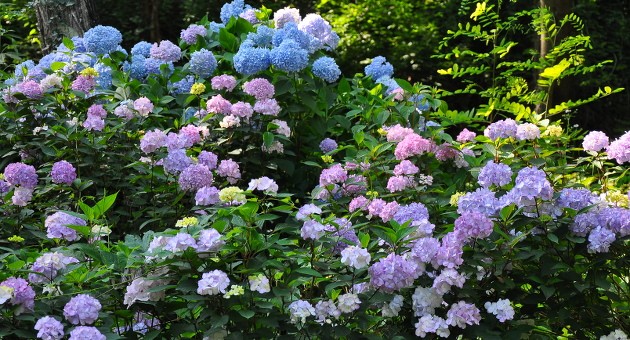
[583,131,609,152]
[16,80,43,99]
[340,246,371,269]
[206,94,233,114]
[478,160,512,188]
[4,162,37,188]
[134,97,154,116]
[233,44,271,76]
[516,123,541,140]
[83,25,122,54]
[211,75,237,91]
[178,164,213,191]
[0,277,35,313]
[270,39,309,72]
[71,75,95,93]
[272,22,311,51]
[368,253,420,293]
[150,40,181,62]
[288,300,315,324]
[446,301,481,328]
[253,98,281,115]
[131,41,152,57]
[63,294,101,325]
[45,211,87,241]
[312,56,341,83]
[274,7,301,29]
[484,299,515,322]
[34,316,65,340]
[140,129,167,153]
[180,24,207,44]
[243,78,275,99]
[195,186,220,206]
[606,131,630,164]
[365,56,394,80]
[29,252,79,283]
[197,270,230,295]
[454,211,494,239]
[319,138,338,153]
[189,48,217,78]
[484,119,518,140]
[220,0,248,24]
[457,128,477,143]
[299,14,339,50]
[68,326,105,340]
[394,133,433,160]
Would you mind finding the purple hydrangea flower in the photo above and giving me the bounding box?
[0,277,35,312]
[298,14,339,50]
[180,24,207,44]
[484,119,518,140]
[189,48,217,78]
[457,188,501,217]
[274,7,301,29]
[45,211,87,241]
[319,164,348,186]
[433,267,466,294]
[435,231,464,268]
[582,131,609,152]
[393,160,419,176]
[240,8,259,24]
[71,75,95,93]
[63,294,101,325]
[206,94,232,114]
[198,151,219,170]
[83,25,122,54]
[134,97,154,116]
[411,237,441,263]
[319,138,338,153]
[34,316,65,340]
[16,80,43,99]
[195,186,220,206]
[243,78,275,99]
[164,232,198,252]
[516,123,541,141]
[150,40,181,62]
[446,301,481,328]
[68,326,105,340]
[211,75,237,91]
[504,167,553,204]
[140,129,167,153]
[83,115,105,132]
[598,207,630,236]
[296,204,322,220]
[178,164,213,191]
[394,133,433,160]
[365,56,394,80]
[454,211,494,239]
[29,252,79,284]
[606,131,630,164]
[163,149,193,175]
[369,253,420,293]
[485,299,515,323]
[230,101,254,119]
[288,300,316,324]
[217,159,241,183]
[478,160,512,188]
[11,187,34,206]
[4,162,37,188]
[197,270,230,295]
[301,219,329,240]
[587,226,616,253]
[557,188,597,211]
[393,202,429,225]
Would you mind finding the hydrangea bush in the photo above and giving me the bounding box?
[0,1,628,338]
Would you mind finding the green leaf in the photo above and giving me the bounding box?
[294,267,322,277]
[262,132,274,148]
[238,310,255,319]
[218,29,238,52]
[93,192,117,219]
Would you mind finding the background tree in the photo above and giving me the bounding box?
[32,0,98,53]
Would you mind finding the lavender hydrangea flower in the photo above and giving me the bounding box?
[557,188,597,211]
[140,129,167,153]
[582,131,609,152]
[457,128,477,143]
[34,316,64,340]
[457,188,501,217]
[415,314,450,338]
[298,14,339,50]
[45,211,87,241]
[478,160,512,188]
[170,75,195,95]
[484,119,518,140]
[606,130,630,164]
[319,138,338,153]
[195,186,220,206]
[178,164,213,191]
[63,294,102,325]
[11,187,34,206]
[206,94,232,114]
[29,252,79,284]
[312,56,341,82]
[134,97,154,116]
[4,162,37,188]
[411,237,441,264]
[587,226,616,253]
[83,25,122,54]
[433,267,466,294]
[197,270,230,295]
[253,98,281,115]
[220,0,248,24]
[197,228,225,252]
[296,204,322,220]
[484,299,515,322]
[164,232,198,252]
[393,202,429,225]
[274,7,301,29]
[435,231,464,268]
[368,253,420,293]
[189,49,217,78]
[163,149,193,175]
[365,56,394,80]
[16,80,43,99]
[240,8,259,24]
[68,326,105,340]
[217,159,241,183]
[180,24,207,44]
[394,133,433,160]
[230,101,254,119]
[270,39,309,72]
[0,277,35,313]
[243,78,275,99]
[341,246,371,269]
[301,219,328,240]
[150,40,181,62]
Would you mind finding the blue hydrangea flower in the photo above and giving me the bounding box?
[365,56,394,80]
[233,43,271,75]
[94,63,112,89]
[209,22,225,33]
[270,39,308,72]
[83,25,122,55]
[220,0,250,24]
[123,55,148,80]
[13,60,35,80]
[312,56,341,83]
[410,94,432,111]
[189,49,217,78]
[376,76,401,94]
[170,75,195,95]
[247,26,275,47]
[145,57,174,77]
[131,41,152,57]
[272,22,311,51]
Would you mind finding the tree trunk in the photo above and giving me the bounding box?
[537,0,575,114]
[34,0,98,54]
